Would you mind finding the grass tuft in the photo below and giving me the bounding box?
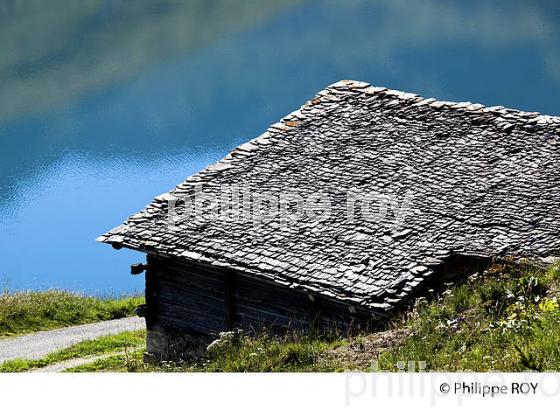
[0,290,143,337]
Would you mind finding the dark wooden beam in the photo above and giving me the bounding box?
[308,293,320,334]
[131,263,148,275]
[134,304,148,318]
[224,271,237,330]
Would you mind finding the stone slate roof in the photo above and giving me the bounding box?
[98,80,560,313]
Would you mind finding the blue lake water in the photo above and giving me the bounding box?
[1,0,560,295]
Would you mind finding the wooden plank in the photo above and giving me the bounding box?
[150,255,379,339]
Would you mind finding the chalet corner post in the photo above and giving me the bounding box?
[224,270,237,331]
[145,254,158,331]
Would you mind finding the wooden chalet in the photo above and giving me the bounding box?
[98,80,560,360]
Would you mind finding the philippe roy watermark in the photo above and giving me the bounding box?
[166,184,414,232]
[344,360,560,406]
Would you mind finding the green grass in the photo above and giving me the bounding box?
[376,262,560,371]
[68,330,346,372]
[0,290,144,337]
[0,330,146,372]
[198,331,345,372]
[5,262,560,373]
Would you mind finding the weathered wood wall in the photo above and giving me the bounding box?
[143,254,381,360]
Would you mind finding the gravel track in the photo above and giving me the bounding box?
[0,317,145,364]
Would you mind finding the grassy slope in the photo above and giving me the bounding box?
[0,290,143,337]
[376,262,560,371]
[3,262,560,372]
[76,262,560,373]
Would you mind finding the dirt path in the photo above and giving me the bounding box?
[31,346,144,372]
[31,353,117,372]
[320,327,412,370]
[0,317,144,364]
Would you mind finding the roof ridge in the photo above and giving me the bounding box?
[327,79,560,125]
[163,79,560,199]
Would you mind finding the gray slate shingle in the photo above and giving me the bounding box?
[98,80,560,313]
